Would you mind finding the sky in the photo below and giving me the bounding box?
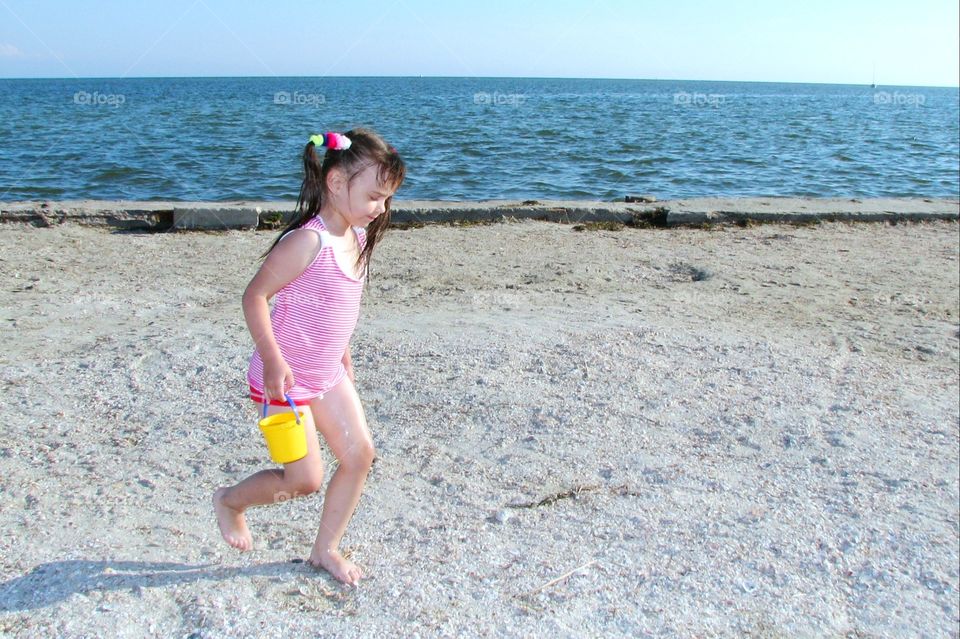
[1,0,958,86]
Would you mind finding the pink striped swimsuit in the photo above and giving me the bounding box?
[248,215,366,405]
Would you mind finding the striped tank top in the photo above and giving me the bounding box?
[247,215,366,401]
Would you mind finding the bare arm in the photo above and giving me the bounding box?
[242,229,322,400]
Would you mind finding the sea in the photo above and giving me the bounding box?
[0,76,957,202]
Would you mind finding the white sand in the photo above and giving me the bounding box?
[0,219,957,637]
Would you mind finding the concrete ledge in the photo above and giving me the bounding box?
[0,197,957,230]
[0,201,177,230]
[172,206,261,230]
[663,197,960,226]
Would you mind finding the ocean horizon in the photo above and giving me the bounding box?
[3,74,958,88]
[1,76,957,202]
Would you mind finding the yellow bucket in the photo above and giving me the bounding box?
[258,395,307,464]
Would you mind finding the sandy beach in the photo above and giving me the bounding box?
[0,218,957,637]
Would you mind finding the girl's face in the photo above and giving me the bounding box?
[329,163,396,228]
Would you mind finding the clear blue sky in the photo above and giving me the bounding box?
[1,0,957,86]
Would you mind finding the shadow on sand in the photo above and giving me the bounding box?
[0,558,309,612]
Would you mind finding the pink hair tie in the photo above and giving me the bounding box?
[308,132,352,150]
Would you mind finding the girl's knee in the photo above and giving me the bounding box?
[285,467,324,496]
[339,441,375,472]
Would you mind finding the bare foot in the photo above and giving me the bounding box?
[308,547,362,586]
[213,487,253,551]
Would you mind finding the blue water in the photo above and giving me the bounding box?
[0,77,957,201]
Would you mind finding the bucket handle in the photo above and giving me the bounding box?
[261,392,302,424]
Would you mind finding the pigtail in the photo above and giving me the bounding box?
[298,141,325,217]
[261,142,325,258]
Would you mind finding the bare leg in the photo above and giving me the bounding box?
[306,377,375,586]
[214,403,325,551]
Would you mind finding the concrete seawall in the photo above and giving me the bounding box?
[1,197,957,230]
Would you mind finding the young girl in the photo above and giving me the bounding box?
[213,128,405,587]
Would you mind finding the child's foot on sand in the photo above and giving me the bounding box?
[213,487,253,551]
[308,548,362,586]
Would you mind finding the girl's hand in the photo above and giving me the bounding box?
[263,356,295,401]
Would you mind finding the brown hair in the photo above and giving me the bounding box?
[264,127,405,281]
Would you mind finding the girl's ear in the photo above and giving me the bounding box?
[326,167,347,195]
